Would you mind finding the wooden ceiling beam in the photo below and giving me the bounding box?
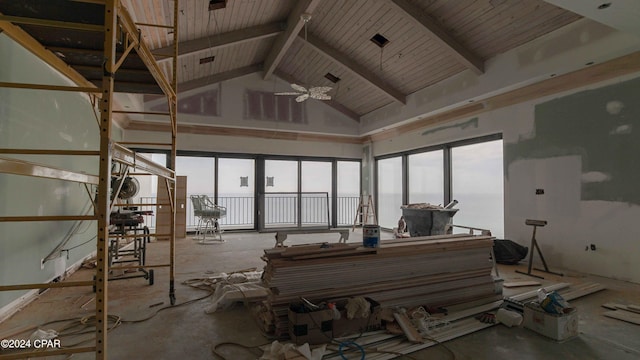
[263,0,322,80]
[386,0,484,75]
[274,69,360,122]
[302,34,406,105]
[178,64,263,93]
[153,22,285,62]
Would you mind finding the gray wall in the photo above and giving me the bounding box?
[0,34,118,312]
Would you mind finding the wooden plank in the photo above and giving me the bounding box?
[503,280,542,288]
[602,303,640,314]
[604,310,640,326]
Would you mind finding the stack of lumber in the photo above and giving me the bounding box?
[256,234,498,339]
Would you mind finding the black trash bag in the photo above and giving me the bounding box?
[493,239,528,265]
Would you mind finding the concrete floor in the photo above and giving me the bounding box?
[1,230,640,359]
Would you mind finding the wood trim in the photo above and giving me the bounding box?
[386,0,484,75]
[127,120,363,144]
[366,50,640,142]
[127,51,640,145]
[262,0,322,79]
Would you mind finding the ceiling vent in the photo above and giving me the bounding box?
[199,56,215,64]
[371,33,389,48]
[209,0,227,11]
[324,73,341,83]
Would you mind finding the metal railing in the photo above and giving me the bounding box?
[137,194,359,230]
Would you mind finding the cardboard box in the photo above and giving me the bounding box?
[288,307,333,345]
[332,298,382,338]
[523,302,578,341]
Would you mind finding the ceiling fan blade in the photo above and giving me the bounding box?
[291,84,308,93]
[295,94,309,102]
[309,86,332,95]
[274,92,302,96]
[311,93,332,100]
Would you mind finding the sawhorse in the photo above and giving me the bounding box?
[516,219,563,279]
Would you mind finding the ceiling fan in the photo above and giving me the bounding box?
[275,13,332,102]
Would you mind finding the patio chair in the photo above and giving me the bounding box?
[190,195,227,243]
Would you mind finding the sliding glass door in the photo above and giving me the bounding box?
[176,156,215,231]
[264,159,298,228]
[337,161,360,226]
[377,157,403,229]
[218,158,255,229]
[301,161,332,228]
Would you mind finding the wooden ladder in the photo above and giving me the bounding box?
[352,195,378,231]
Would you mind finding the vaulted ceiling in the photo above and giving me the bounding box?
[139,0,582,118]
[2,0,637,126]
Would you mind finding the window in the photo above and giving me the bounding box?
[374,135,504,237]
[218,158,255,229]
[377,157,403,229]
[301,161,332,227]
[337,161,360,226]
[408,151,444,206]
[451,140,504,238]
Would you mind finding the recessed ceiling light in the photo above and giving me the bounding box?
[597,3,611,9]
[199,56,215,64]
[324,73,341,83]
[209,0,226,11]
[371,33,389,48]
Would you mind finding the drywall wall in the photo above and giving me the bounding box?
[371,73,640,283]
[139,72,359,136]
[361,18,640,135]
[124,129,362,159]
[0,34,115,312]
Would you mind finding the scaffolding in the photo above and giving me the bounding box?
[0,0,178,359]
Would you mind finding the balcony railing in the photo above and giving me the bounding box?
[137,194,359,230]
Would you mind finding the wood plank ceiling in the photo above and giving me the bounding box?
[133,0,581,118]
[1,0,583,120]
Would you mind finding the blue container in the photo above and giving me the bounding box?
[363,225,380,248]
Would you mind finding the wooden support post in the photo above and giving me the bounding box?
[95,1,118,358]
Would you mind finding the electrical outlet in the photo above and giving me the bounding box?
[535,189,545,195]
[40,258,45,270]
